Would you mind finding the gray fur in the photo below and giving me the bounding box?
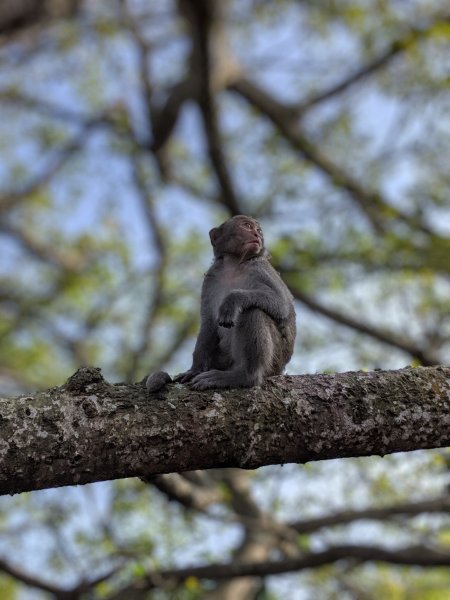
[174,215,296,391]
[146,370,172,393]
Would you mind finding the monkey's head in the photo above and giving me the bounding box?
[209,215,265,260]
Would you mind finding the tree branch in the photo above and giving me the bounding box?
[0,89,92,123]
[293,18,447,114]
[0,555,120,598]
[109,542,450,595]
[0,221,84,270]
[295,41,404,114]
[122,152,169,382]
[145,472,223,512]
[229,77,432,234]
[286,284,438,366]
[0,0,80,37]
[183,0,243,215]
[288,495,450,534]
[145,544,450,584]
[0,557,64,595]
[0,116,106,213]
[1,365,449,496]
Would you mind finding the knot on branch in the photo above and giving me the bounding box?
[65,366,105,393]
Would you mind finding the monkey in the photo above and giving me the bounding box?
[146,215,296,392]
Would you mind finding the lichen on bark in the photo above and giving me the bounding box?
[0,365,448,495]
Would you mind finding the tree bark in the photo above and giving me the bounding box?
[0,365,449,496]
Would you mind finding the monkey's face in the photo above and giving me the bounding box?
[209,215,264,259]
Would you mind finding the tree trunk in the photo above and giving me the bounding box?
[0,365,449,496]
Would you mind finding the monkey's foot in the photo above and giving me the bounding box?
[189,369,252,391]
[173,369,201,384]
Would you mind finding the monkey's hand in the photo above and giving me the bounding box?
[218,295,240,328]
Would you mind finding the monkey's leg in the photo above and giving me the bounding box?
[190,310,279,390]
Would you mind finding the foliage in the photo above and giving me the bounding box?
[0,0,450,598]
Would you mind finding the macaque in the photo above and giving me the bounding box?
[146,215,296,392]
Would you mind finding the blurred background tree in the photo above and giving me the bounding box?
[1,0,450,598]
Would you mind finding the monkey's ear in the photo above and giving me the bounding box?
[209,227,220,246]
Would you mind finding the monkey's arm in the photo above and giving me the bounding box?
[218,288,291,328]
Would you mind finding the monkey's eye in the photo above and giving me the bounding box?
[244,222,252,230]
[257,228,262,235]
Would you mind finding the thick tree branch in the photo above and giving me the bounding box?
[1,365,449,496]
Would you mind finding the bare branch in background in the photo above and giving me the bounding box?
[123,153,168,382]
[0,555,120,598]
[146,472,223,512]
[0,0,80,36]
[145,315,198,374]
[229,78,433,235]
[293,17,450,114]
[0,116,106,213]
[181,0,243,215]
[286,283,438,366]
[0,221,84,270]
[289,494,450,534]
[0,89,92,124]
[139,543,450,586]
[120,0,172,179]
[0,557,63,596]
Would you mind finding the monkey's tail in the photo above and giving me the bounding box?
[146,371,172,393]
